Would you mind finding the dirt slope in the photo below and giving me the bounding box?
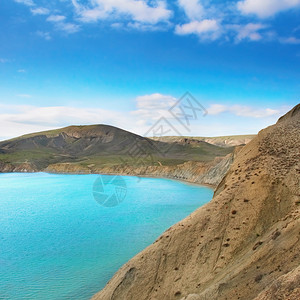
[92,104,300,300]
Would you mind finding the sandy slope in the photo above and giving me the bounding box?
[92,104,300,300]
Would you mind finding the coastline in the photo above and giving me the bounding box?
[0,169,216,189]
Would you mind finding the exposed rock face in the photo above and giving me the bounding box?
[44,153,236,188]
[253,266,300,300]
[92,104,300,300]
[0,161,36,173]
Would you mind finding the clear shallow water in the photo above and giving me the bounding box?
[0,173,213,300]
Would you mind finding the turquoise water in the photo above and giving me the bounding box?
[0,173,213,300]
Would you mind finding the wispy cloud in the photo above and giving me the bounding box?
[11,0,300,43]
[175,19,220,40]
[234,23,268,42]
[131,93,177,125]
[0,104,130,140]
[174,0,300,43]
[0,58,10,63]
[14,0,34,7]
[17,69,26,73]
[30,7,49,15]
[279,36,300,44]
[207,104,282,118]
[127,21,171,31]
[72,0,172,24]
[55,22,80,34]
[131,93,285,131]
[47,15,66,22]
[177,0,204,21]
[46,14,79,34]
[175,0,221,40]
[36,31,51,40]
[237,0,300,18]
[0,98,291,140]
[17,94,32,98]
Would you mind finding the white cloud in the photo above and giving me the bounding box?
[30,7,50,15]
[14,0,34,6]
[175,19,219,39]
[72,0,172,24]
[75,7,107,23]
[127,22,169,31]
[175,1,222,41]
[17,94,32,98]
[18,69,26,73]
[206,104,227,115]
[238,0,300,18]
[46,15,79,34]
[234,23,267,42]
[47,15,66,22]
[0,58,10,63]
[207,104,281,118]
[55,22,80,34]
[0,104,131,140]
[0,99,291,140]
[36,31,51,40]
[111,22,123,29]
[279,36,300,44]
[12,0,300,43]
[177,0,204,21]
[132,93,177,124]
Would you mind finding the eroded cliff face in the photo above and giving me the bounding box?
[0,162,36,173]
[92,104,300,300]
[43,152,236,188]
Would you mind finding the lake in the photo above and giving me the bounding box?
[0,173,213,300]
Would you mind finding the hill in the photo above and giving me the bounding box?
[150,135,256,148]
[92,104,300,300]
[0,125,233,178]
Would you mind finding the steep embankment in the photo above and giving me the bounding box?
[44,151,238,187]
[92,104,300,300]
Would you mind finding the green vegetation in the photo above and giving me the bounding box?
[0,125,234,171]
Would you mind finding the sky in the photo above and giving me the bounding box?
[0,0,299,140]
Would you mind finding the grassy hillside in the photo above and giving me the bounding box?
[0,125,233,171]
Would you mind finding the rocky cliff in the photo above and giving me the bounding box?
[92,104,300,300]
[44,152,236,188]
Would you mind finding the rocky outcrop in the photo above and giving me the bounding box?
[254,266,300,300]
[0,161,37,173]
[92,104,300,300]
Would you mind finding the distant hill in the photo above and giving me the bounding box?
[0,125,233,172]
[150,134,256,147]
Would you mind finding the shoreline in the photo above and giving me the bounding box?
[0,170,216,190]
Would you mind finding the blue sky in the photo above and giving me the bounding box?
[0,0,299,139]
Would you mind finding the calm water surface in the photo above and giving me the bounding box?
[0,173,213,300]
